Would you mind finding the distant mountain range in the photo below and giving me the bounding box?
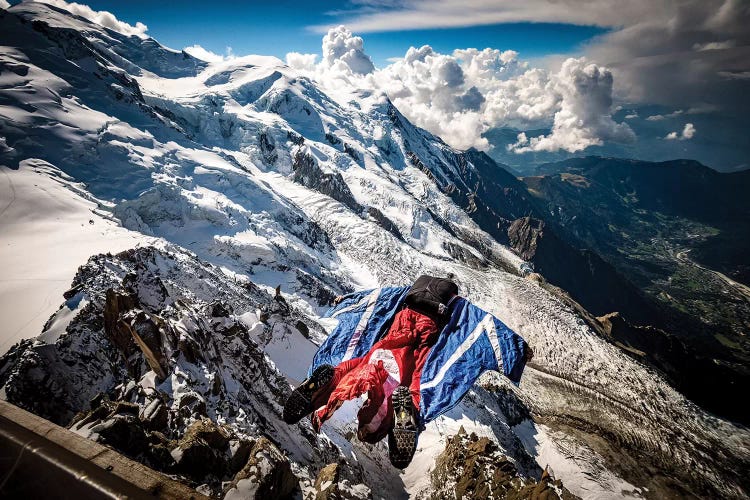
[483,125,750,176]
[520,156,750,423]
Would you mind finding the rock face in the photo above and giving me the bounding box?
[313,463,341,500]
[430,430,578,500]
[507,216,659,326]
[310,462,372,500]
[367,206,404,241]
[508,217,545,262]
[171,419,231,478]
[292,148,362,213]
[223,437,298,499]
[0,245,366,498]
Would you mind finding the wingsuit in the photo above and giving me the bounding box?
[282,275,531,467]
[309,275,457,442]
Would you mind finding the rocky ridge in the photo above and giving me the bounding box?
[0,245,564,499]
[429,428,578,500]
[0,245,355,498]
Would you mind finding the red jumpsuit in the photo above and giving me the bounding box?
[310,307,439,442]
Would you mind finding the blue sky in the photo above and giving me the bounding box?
[57,0,606,67]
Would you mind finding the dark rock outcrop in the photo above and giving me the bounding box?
[430,430,578,500]
[508,216,659,326]
[292,149,362,213]
[367,206,403,241]
[223,437,299,500]
[171,419,230,478]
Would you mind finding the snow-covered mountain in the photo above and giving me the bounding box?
[1,2,748,499]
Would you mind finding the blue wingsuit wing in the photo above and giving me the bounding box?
[310,287,410,374]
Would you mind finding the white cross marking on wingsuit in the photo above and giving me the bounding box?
[340,288,381,362]
[420,313,503,390]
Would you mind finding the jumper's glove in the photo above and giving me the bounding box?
[438,303,447,315]
[524,345,534,363]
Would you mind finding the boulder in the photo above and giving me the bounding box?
[177,391,207,419]
[223,437,298,500]
[313,463,340,500]
[171,419,230,479]
[95,414,149,458]
[183,419,230,450]
[430,432,579,500]
[139,397,168,431]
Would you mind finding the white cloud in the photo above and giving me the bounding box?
[1,0,11,10]
[35,0,148,38]
[682,123,696,139]
[183,45,226,63]
[646,110,684,121]
[288,27,635,152]
[510,59,635,153]
[310,0,652,34]
[664,123,696,141]
[285,52,318,72]
[317,1,750,118]
[321,25,375,75]
[369,44,557,149]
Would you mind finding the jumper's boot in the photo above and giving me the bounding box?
[388,386,419,469]
[283,364,335,424]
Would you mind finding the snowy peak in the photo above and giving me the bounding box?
[8,1,206,78]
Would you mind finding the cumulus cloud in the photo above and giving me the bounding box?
[510,59,635,153]
[318,0,750,119]
[683,123,696,139]
[34,0,148,38]
[287,26,635,152]
[285,52,318,72]
[369,44,561,149]
[664,123,696,140]
[183,45,227,63]
[321,25,375,75]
